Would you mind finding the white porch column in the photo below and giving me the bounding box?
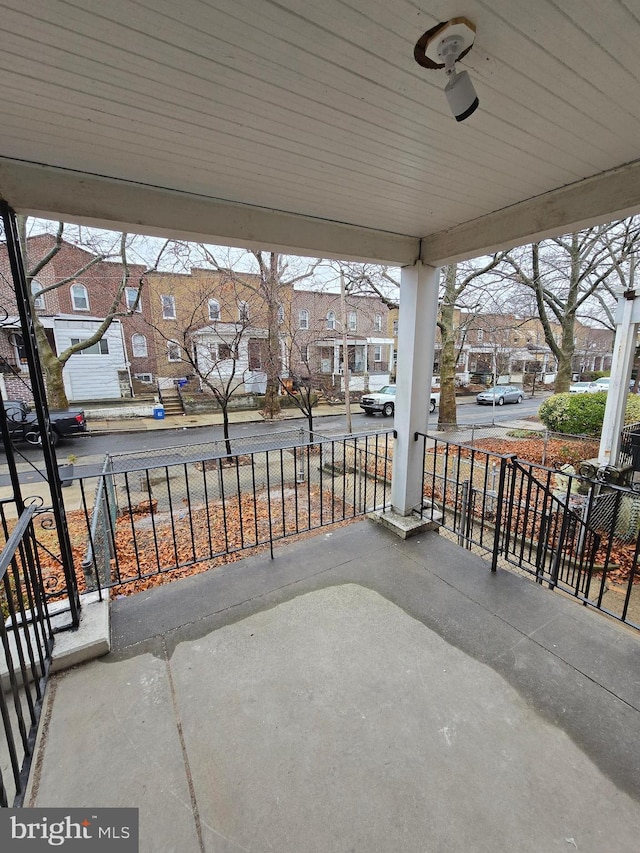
[333,342,340,374]
[598,288,640,465]
[391,261,439,515]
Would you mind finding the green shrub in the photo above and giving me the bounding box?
[539,391,640,436]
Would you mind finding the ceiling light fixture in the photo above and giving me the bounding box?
[414,18,479,122]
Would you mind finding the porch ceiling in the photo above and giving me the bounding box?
[1,1,640,264]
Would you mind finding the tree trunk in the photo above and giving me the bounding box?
[34,320,69,408]
[222,404,231,455]
[555,319,576,392]
[438,266,457,428]
[262,283,281,419]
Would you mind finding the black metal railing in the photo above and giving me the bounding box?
[619,421,640,469]
[416,431,640,630]
[0,504,54,807]
[79,431,393,595]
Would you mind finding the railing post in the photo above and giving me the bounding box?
[1,202,81,628]
[458,480,469,547]
[491,454,515,572]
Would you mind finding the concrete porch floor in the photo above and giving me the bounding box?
[27,522,640,852]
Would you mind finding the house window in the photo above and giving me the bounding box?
[32,280,45,309]
[125,287,142,312]
[239,301,249,322]
[248,339,264,370]
[278,304,285,324]
[299,309,309,330]
[131,333,148,357]
[477,329,484,342]
[70,283,89,311]
[167,341,181,361]
[374,313,382,332]
[326,311,336,330]
[70,337,109,355]
[161,295,176,319]
[301,344,309,363]
[134,373,153,383]
[218,343,235,360]
[208,299,220,321]
[374,345,382,362]
[348,311,357,331]
[10,332,27,364]
[392,320,398,335]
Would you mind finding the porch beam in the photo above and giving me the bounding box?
[0,158,418,267]
[423,159,640,266]
[391,261,439,515]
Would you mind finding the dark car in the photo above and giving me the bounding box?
[2,399,86,446]
[476,385,524,406]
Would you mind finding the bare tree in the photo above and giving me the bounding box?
[194,247,321,419]
[14,217,170,408]
[146,276,256,453]
[503,218,640,392]
[437,255,506,427]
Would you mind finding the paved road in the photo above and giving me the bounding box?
[1,394,546,483]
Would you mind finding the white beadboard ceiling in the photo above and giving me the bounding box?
[0,0,639,264]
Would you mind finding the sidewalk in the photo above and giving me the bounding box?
[85,402,346,435]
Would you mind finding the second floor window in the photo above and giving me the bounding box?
[477,329,484,342]
[167,340,181,361]
[71,283,89,311]
[125,288,142,312]
[301,344,309,363]
[161,295,176,319]
[70,337,109,355]
[131,333,148,357]
[299,309,309,330]
[239,301,249,322]
[32,280,45,309]
[326,311,336,330]
[208,299,220,321]
[278,304,285,324]
[374,313,382,332]
[348,311,357,331]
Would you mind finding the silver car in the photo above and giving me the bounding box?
[476,385,524,406]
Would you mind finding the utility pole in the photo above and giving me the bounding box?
[340,273,352,434]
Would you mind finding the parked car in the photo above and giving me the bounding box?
[360,385,440,416]
[476,385,523,406]
[587,377,610,392]
[569,381,592,394]
[2,399,87,446]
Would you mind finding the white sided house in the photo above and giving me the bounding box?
[192,324,285,396]
[53,316,130,402]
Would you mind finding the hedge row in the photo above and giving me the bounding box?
[538,391,640,436]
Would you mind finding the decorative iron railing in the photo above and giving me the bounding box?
[0,504,54,807]
[416,431,640,630]
[79,430,394,595]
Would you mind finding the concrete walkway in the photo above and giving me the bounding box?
[27,522,640,852]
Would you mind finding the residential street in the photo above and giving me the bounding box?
[0,393,547,486]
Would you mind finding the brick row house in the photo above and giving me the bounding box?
[288,290,395,392]
[0,235,396,403]
[0,233,150,403]
[433,311,614,385]
[142,267,277,395]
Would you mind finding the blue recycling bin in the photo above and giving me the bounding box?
[153,404,165,420]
